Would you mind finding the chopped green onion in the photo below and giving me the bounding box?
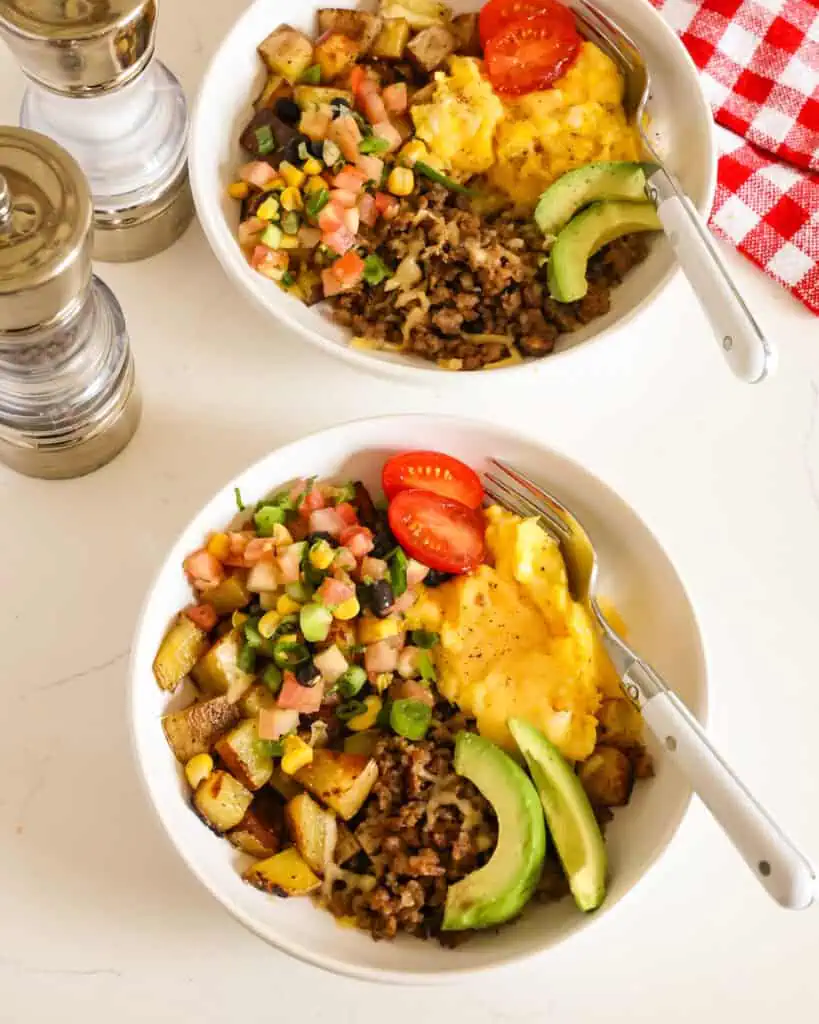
[234,486,245,511]
[336,665,367,698]
[301,63,321,84]
[410,629,439,649]
[286,580,313,603]
[281,270,295,286]
[333,481,356,504]
[244,618,264,648]
[375,698,393,730]
[322,139,341,166]
[254,125,276,155]
[262,663,283,694]
[336,699,368,722]
[237,641,257,674]
[415,161,476,196]
[272,613,299,638]
[389,548,408,597]
[359,135,390,155]
[254,504,286,536]
[300,602,333,643]
[273,639,310,668]
[302,561,326,589]
[297,141,310,162]
[256,738,284,757]
[390,698,432,740]
[260,223,282,249]
[363,254,391,286]
[280,210,300,235]
[305,188,330,219]
[260,488,295,512]
[417,650,436,683]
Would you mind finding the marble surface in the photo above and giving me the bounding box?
[1,3,818,1021]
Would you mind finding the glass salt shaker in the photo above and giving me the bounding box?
[0,127,141,479]
[0,0,193,262]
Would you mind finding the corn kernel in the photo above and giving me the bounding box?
[358,616,399,644]
[185,753,214,789]
[348,695,382,732]
[278,633,298,645]
[265,175,286,192]
[305,175,327,195]
[259,591,278,611]
[271,523,293,547]
[256,196,280,221]
[280,161,306,188]
[309,540,335,571]
[280,186,304,212]
[399,140,428,167]
[281,735,314,775]
[258,610,282,638]
[206,531,231,560]
[373,673,393,694]
[277,594,302,615]
[303,157,323,176]
[228,181,250,199]
[231,610,249,629]
[387,167,414,197]
[279,234,300,249]
[333,596,361,621]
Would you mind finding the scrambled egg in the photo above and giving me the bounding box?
[407,506,621,761]
[410,44,641,208]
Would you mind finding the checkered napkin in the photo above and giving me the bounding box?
[649,0,818,313]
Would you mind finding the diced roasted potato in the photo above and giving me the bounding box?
[243,847,321,896]
[315,32,362,82]
[450,12,480,56]
[631,745,655,780]
[215,718,274,791]
[379,0,451,30]
[258,24,314,84]
[372,17,411,59]
[162,695,242,764]
[294,749,378,820]
[578,746,634,808]
[254,73,291,111]
[285,792,338,875]
[597,698,644,750]
[294,84,355,109]
[193,770,253,833]
[335,822,361,865]
[228,791,285,858]
[343,730,380,757]
[317,9,383,51]
[240,683,277,717]
[269,763,304,801]
[153,616,208,691]
[191,629,255,703]
[202,574,250,616]
[406,24,454,72]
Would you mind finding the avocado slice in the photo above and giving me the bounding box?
[547,200,661,304]
[534,161,648,237]
[442,731,546,931]
[509,718,607,912]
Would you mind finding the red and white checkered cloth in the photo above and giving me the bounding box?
[649,0,818,313]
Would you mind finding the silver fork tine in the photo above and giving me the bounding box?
[484,472,570,540]
[488,460,573,538]
[483,480,564,546]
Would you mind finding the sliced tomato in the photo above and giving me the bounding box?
[388,490,485,574]
[383,451,483,508]
[479,0,575,44]
[485,14,580,96]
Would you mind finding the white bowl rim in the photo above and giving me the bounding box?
[189,0,718,385]
[128,413,710,984]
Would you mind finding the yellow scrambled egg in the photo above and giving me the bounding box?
[407,506,621,761]
[411,44,641,208]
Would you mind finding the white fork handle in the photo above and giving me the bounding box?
[635,676,816,909]
[644,165,775,384]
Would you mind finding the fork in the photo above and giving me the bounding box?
[484,458,815,909]
[569,0,774,384]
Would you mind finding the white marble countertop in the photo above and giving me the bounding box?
[2,3,818,1021]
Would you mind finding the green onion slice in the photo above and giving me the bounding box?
[390,698,432,740]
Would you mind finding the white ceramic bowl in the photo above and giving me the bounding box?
[190,0,716,383]
[130,414,708,983]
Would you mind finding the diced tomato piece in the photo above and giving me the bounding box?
[244,536,278,564]
[340,525,374,558]
[343,206,360,233]
[298,225,322,248]
[318,200,345,233]
[223,531,254,567]
[239,161,278,189]
[298,484,325,518]
[332,165,369,192]
[335,502,359,526]
[317,576,356,607]
[300,106,332,141]
[251,246,288,280]
[276,544,303,583]
[322,267,346,297]
[333,250,366,285]
[258,706,300,740]
[361,89,388,125]
[374,191,399,220]
[183,549,225,588]
[328,115,362,162]
[382,82,408,114]
[358,193,378,227]
[355,154,384,183]
[309,506,346,537]
[322,225,357,255]
[238,217,265,248]
[277,672,324,714]
[184,603,218,631]
[350,65,367,97]
[371,121,402,153]
[329,188,358,209]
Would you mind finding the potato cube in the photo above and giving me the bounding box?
[162,695,241,764]
[378,0,450,30]
[258,24,314,84]
[285,792,338,875]
[243,847,321,896]
[451,12,480,56]
[228,791,285,858]
[294,84,354,110]
[317,9,383,51]
[406,24,454,73]
[191,629,254,703]
[294,749,378,820]
[239,683,278,717]
[203,574,250,616]
[315,32,362,82]
[254,73,291,112]
[578,746,634,808]
[269,763,304,802]
[215,718,274,791]
[597,698,644,749]
[372,17,410,59]
[193,770,253,833]
[153,616,208,691]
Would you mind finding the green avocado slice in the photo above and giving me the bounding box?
[534,161,649,237]
[442,731,546,931]
[509,718,607,912]
[546,200,661,304]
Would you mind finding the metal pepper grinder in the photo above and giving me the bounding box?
[0,0,193,262]
[0,128,141,478]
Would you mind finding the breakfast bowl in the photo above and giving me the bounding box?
[130,414,708,982]
[190,0,716,382]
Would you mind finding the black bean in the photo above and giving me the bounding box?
[424,569,453,588]
[371,518,396,558]
[307,138,324,160]
[370,579,394,618]
[283,135,310,166]
[295,660,320,687]
[275,98,301,126]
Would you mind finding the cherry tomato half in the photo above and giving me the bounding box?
[382,451,484,509]
[387,490,486,575]
[484,13,581,96]
[479,0,576,46]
